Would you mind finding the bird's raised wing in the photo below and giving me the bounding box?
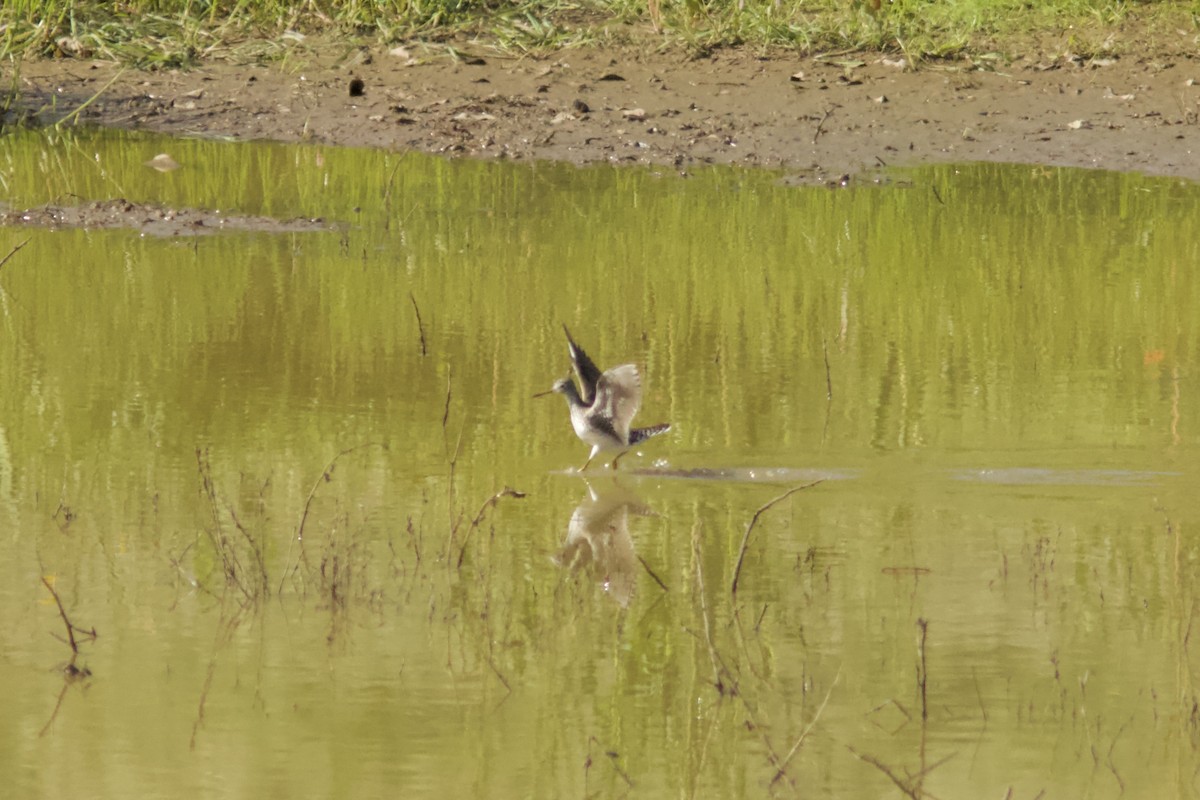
[589,364,642,444]
[563,325,603,406]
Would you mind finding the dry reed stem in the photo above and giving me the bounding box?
[731,480,823,598]
[279,441,385,595]
[455,487,526,568]
[0,237,30,272]
[693,522,794,785]
[196,448,252,599]
[441,367,453,436]
[586,736,635,789]
[38,683,72,737]
[410,292,427,356]
[823,337,833,400]
[636,554,669,592]
[846,746,923,799]
[692,519,734,695]
[771,669,840,786]
[40,576,96,655]
[55,67,126,127]
[917,617,929,721]
[190,598,251,750]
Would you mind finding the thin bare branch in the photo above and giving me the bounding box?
[847,746,920,800]
[278,441,385,594]
[847,746,954,800]
[917,618,929,721]
[693,520,736,696]
[772,669,841,785]
[41,576,81,654]
[487,655,512,693]
[636,554,669,592]
[456,487,527,568]
[731,481,823,597]
[410,292,427,356]
[441,367,453,434]
[56,68,127,127]
[0,237,31,272]
[822,337,833,401]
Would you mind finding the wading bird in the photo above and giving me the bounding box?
[536,325,671,471]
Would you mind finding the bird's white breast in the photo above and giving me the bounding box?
[569,405,621,451]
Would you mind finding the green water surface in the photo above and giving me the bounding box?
[1,128,1198,798]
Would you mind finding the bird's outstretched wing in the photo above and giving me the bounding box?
[589,364,642,444]
[563,325,603,406]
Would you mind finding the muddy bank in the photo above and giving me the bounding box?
[13,35,1200,183]
[1,198,334,236]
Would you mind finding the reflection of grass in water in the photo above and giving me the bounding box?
[191,444,389,613]
[181,405,530,738]
[181,381,527,615]
[6,129,1194,474]
[195,447,269,604]
[186,444,399,745]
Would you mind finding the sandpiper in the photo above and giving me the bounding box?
[536,325,671,471]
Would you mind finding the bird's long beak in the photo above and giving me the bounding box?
[533,375,571,398]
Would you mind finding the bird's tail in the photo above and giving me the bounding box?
[630,423,671,445]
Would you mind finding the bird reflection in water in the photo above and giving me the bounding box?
[553,481,654,608]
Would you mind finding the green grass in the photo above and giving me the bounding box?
[0,0,1197,66]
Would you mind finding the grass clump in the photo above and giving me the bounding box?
[0,0,1196,65]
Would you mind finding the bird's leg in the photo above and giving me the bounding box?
[611,449,628,470]
[577,446,599,473]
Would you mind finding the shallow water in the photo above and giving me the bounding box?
[1,127,1199,798]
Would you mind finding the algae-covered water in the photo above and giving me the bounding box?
[1,127,1198,798]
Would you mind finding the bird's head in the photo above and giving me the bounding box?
[533,376,574,399]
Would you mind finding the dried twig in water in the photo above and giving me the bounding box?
[190,604,250,750]
[848,746,955,799]
[41,576,97,656]
[693,520,736,696]
[441,368,453,435]
[754,603,769,632]
[487,656,512,693]
[410,292,427,357]
[823,337,833,401]
[772,669,841,786]
[278,441,386,595]
[443,424,464,559]
[51,498,75,531]
[226,503,268,597]
[917,618,928,722]
[196,449,251,600]
[606,751,635,789]
[731,481,824,597]
[191,655,219,750]
[39,683,72,737]
[1107,719,1129,793]
[694,519,796,785]
[846,746,920,799]
[587,737,635,790]
[455,487,527,568]
[0,237,31,273]
[296,442,385,545]
[636,554,669,592]
[907,752,957,789]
